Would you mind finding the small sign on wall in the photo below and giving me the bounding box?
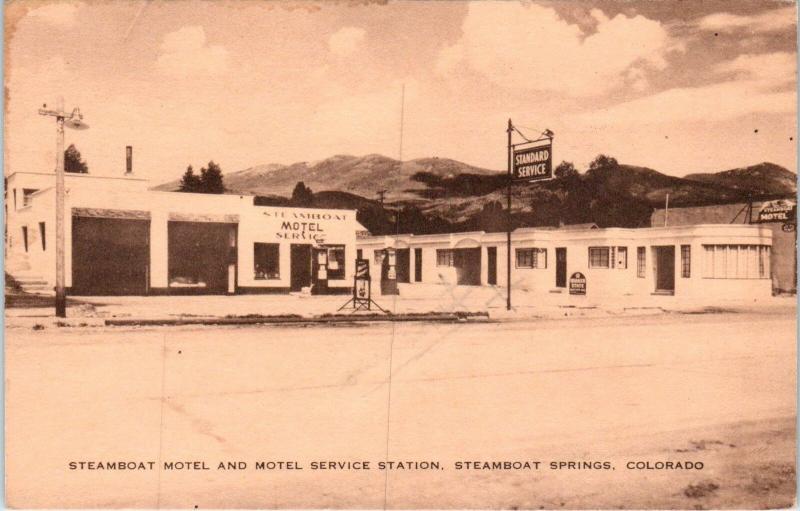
[569,272,586,295]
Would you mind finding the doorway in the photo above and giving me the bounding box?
[654,245,675,293]
[555,247,567,288]
[454,248,481,285]
[290,244,312,291]
[487,247,497,285]
[396,248,410,283]
[414,248,422,282]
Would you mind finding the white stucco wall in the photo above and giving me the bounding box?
[357,225,774,302]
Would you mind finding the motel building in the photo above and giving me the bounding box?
[357,224,775,303]
[5,167,775,304]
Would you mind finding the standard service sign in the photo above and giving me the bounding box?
[513,144,552,181]
[569,272,586,295]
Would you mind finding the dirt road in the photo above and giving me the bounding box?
[5,310,796,508]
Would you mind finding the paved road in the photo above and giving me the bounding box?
[5,311,796,508]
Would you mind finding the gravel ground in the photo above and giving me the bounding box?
[5,309,796,508]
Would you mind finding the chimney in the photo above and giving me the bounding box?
[125,146,133,175]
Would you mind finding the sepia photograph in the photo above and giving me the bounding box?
[3,0,797,508]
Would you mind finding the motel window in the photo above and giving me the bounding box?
[681,245,691,278]
[637,247,646,278]
[588,247,610,268]
[254,243,280,280]
[21,226,28,253]
[702,245,770,279]
[22,188,38,207]
[436,249,455,267]
[39,222,46,251]
[326,245,346,280]
[515,248,547,269]
[615,247,628,269]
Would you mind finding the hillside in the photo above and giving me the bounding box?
[156,154,495,199]
[685,162,797,196]
[154,155,796,234]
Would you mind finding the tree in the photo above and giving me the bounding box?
[179,165,201,192]
[588,154,619,171]
[64,144,88,173]
[179,161,225,193]
[290,181,314,206]
[476,200,505,232]
[554,161,578,179]
[199,161,225,194]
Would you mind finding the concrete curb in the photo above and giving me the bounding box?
[103,312,491,327]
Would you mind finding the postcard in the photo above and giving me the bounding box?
[4,0,797,508]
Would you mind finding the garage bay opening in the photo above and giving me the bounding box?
[72,215,150,295]
[168,221,237,294]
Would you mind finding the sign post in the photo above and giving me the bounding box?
[337,258,388,313]
[506,119,554,310]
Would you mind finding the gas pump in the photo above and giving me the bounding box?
[311,247,328,295]
[380,247,399,295]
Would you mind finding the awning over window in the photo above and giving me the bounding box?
[72,207,150,220]
[168,212,239,223]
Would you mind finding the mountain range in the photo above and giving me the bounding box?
[155,155,797,235]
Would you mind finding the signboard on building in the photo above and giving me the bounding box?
[513,144,553,181]
[757,199,796,223]
[258,207,352,244]
[569,272,586,295]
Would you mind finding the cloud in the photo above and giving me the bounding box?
[576,52,796,127]
[26,2,83,28]
[157,26,228,76]
[328,27,366,57]
[436,2,680,97]
[694,6,796,34]
[713,52,796,88]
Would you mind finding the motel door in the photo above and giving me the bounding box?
[555,247,567,288]
[414,248,422,282]
[487,247,497,285]
[654,246,675,293]
[396,248,411,283]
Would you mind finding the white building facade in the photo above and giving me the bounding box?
[6,170,774,302]
[6,171,361,295]
[357,224,774,301]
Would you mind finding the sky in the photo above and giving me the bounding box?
[4,0,797,184]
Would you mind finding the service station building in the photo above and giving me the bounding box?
[6,171,361,295]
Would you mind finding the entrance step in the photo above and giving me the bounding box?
[20,285,54,295]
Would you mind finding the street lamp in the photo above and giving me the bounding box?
[38,98,89,318]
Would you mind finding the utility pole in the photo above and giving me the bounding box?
[376,189,387,206]
[38,98,89,317]
[506,119,513,311]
